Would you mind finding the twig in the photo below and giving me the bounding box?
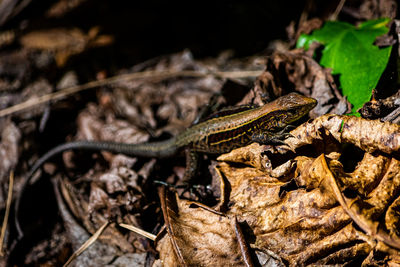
[0,171,14,256]
[330,0,346,21]
[63,221,110,267]
[118,223,156,241]
[0,69,262,118]
[383,106,400,124]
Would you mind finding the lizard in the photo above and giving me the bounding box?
[14,92,317,239]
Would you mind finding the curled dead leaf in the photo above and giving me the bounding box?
[215,114,400,264]
[217,143,268,170]
[386,196,400,238]
[329,153,390,196]
[317,155,400,250]
[156,188,253,266]
[283,114,400,154]
[223,156,364,265]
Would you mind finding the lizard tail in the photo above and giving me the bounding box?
[14,138,178,239]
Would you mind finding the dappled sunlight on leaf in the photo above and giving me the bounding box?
[213,114,400,265]
[156,188,251,266]
[297,19,393,112]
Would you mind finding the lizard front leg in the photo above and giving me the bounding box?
[251,125,294,145]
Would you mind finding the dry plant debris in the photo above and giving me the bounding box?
[25,51,262,265]
[253,50,350,117]
[20,27,114,67]
[5,47,400,265]
[208,114,400,265]
[0,1,399,265]
[3,45,398,265]
[156,188,253,266]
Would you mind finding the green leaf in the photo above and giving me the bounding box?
[297,18,392,113]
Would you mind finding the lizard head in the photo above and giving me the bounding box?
[258,92,317,128]
[276,92,317,124]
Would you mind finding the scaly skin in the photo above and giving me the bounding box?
[14,92,317,238]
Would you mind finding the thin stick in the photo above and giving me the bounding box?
[119,223,156,241]
[0,70,262,118]
[330,0,346,21]
[0,171,14,256]
[63,221,110,267]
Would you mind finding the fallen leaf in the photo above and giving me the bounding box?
[156,188,252,266]
[20,27,113,66]
[282,114,400,154]
[216,114,400,265]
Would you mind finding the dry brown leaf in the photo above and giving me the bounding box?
[320,155,400,251]
[330,157,400,222]
[156,188,252,266]
[217,142,269,170]
[217,142,297,179]
[55,179,143,266]
[282,114,400,154]
[329,153,390,196]
[20,27,113,66]
[222,157,369,265]
[386,196,400,238]
[97,52,225,137]
[21,28,86,50]
[215,114,400,265]
[76,104,150,144]
[88,183,114,213]
[155,231,179,267]
[0,121,20,193]
[50,52,242,264]
[61,179,138,254]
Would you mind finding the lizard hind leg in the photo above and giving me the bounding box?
[177,149,211,198]
[182,149,201,184]
[153,149,210,199]
[153,149,200,189]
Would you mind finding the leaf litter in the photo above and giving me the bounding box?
[156,187,253,266]
[8,48,400,266]
[213,115,400,265]
[1,1,400,266]
[151,49,400,265]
